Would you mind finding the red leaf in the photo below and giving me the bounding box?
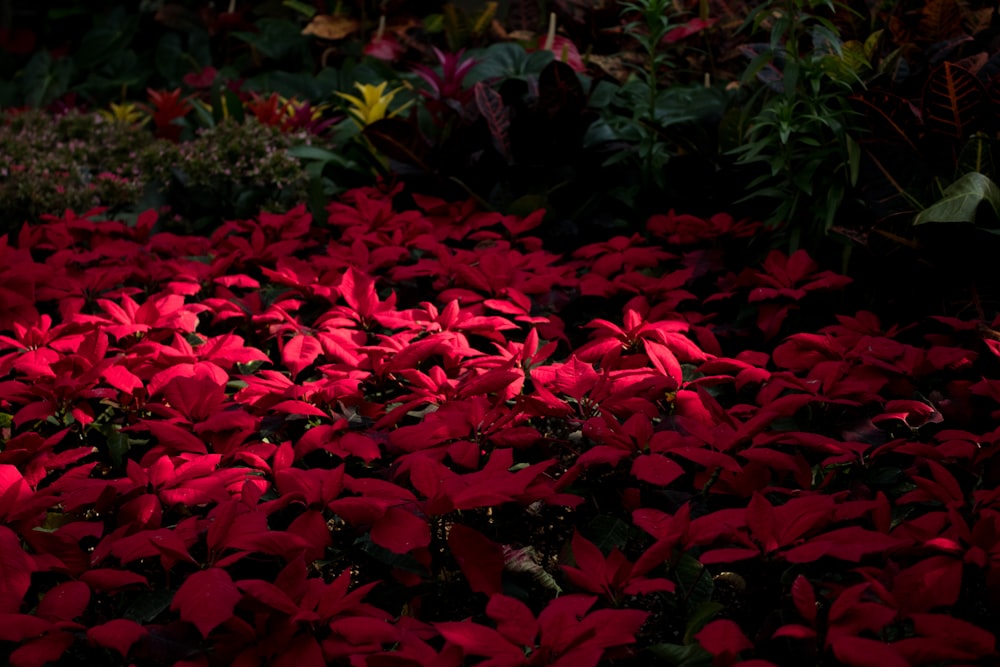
[891,555,962,611]
[785,526,904,563]
[643,339,683,388]
[102,365,143,393]
[435,621,522,665]
[697,547,760,563]
[283,335,322,378]
[170,567,241,638]
[746,492,777,553]
[448,524,504,596]
[10,632,75,667]
[663,17,718,42]
[371,506,431,554]
[569,531,607,587]
[236,579,301,615]
[772,624,817,640]
[0,526,34,613]
[339,266,380,320]
[791,575,817,623]
[830,636,909,667]
[272,635,326,667]
[0,614,51,642]
[87,619,147,657]
[631,453,684,486]
[694,619,753,658]
[908,612,997,657]
[487,594,538,647]
[36,581,90,621]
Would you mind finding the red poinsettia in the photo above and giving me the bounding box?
[435,593,648,667]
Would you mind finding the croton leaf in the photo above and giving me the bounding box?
[474,82,511,161]
[922,62,986,139]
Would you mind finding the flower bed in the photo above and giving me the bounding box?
[0,186,998,666]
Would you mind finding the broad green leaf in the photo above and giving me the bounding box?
[683,601,725,644]
[914,172,1000,225]
[674,552,714,608]
[957,134,996,179]
[287,145,347,163]
[233,19,308,62]
[22,51,74,108]
[73,7,138,70]
[123,589,174,624]
[355,535,428,575]
[282,0,316,17]
[647,642,714,666]
[106,430,131,468]
[585,515,634,552]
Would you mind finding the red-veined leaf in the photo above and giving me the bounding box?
[474,82,511,161]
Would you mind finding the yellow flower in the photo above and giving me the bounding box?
[335,82,411,127]
[98,102,148,126]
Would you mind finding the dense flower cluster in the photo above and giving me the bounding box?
[0,111,315,233]
[0,187,998,666]
[0,111,152,225]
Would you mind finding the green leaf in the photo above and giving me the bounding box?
[355,535,428,576]
[287,145,353,169]
[123,588,174,623]
[674,552,714,608]
[22,51,74,108]
[647,642,714,666]
[957,134,996,179]
[282,0,317,17]
[683,601,725,644]
[233,19,308,62]
[914,172,1000,225]
[245,70,325,99]
[106,430,131,468]
[73,7,139,70]
[585,515,634,552]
